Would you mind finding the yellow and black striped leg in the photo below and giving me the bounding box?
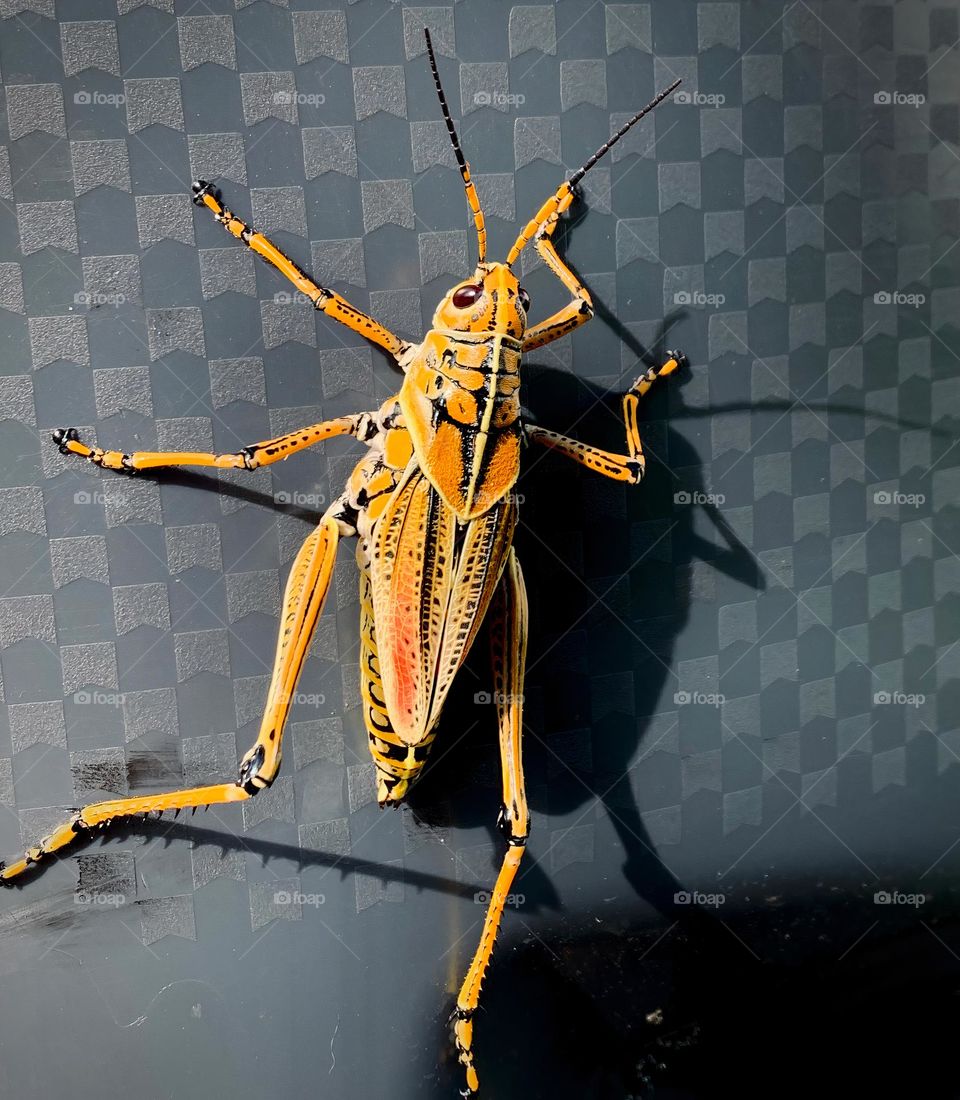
[630,350,686,399]
[524,352,686,482]
[1,516,340,885]
[507,177,594,351]
[237,515,340,792]
[506,178,576,266]
[453,550,528,1096]
[191,181,409,360]
[52,412,376,474]
[521,192,597,352]
[0,784,251,882]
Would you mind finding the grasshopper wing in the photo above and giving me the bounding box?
[369,465,517,744]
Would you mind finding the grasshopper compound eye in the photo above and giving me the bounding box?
[452,284,482,308]
[517,288,530,312]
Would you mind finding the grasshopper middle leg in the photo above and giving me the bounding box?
[524,351,686,482]
[52,412,377,474]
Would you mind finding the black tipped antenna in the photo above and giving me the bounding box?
[568,78,682,188]
[424,28,467,177]
[507,78,681,264]
[424,27,487,263]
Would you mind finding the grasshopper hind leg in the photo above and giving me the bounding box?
[1,514,343,884]
[453,549,529,1095]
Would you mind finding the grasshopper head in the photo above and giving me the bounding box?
[432,263,530,340]
[422,26,677,335]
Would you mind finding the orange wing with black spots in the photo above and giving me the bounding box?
[399,331,522,522]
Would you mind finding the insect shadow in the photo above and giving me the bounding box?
[400,335,770,1097]
[405,334,765,939]
[408,294,952,1095]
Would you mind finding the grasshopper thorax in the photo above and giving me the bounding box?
[397,264,525,522]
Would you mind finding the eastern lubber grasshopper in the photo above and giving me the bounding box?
[2,30,684,1095]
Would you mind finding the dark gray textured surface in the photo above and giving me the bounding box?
[0,1,958,1097]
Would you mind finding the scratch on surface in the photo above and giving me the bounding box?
[329,1013,341,1075]
[79,976,222,1029]
[51,946,82,965]
[122,981,199,1027]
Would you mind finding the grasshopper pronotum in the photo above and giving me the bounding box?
[3,31,684,1095]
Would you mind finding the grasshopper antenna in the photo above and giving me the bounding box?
[506,78,682,265]
[568,78,681,188]
[424,27,487,264]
